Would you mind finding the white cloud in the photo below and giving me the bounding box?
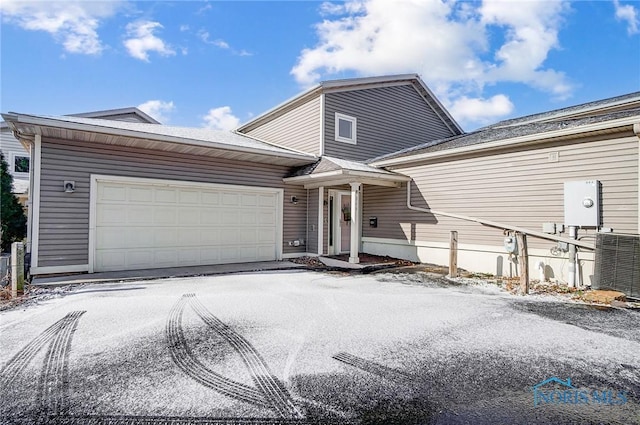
[180,24,190,32]
[124,20,176,62]
[449,95,514,125]
[137,100,175,124]
[614,0,639,35]
[198,29,252,56]
[291,0,574,125]
[0,0,122,55]
[202,106,241,131]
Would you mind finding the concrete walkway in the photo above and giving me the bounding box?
[32,260,306,287]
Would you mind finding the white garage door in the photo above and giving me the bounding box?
[93,178,280,272]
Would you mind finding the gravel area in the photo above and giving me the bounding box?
[1,269,638,424]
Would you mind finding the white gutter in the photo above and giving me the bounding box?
[374,116,640,167]
[406,183,595,250]
[3,113,316,163]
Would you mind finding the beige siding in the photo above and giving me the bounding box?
[324,85,456,161]
[364,135,639,251]
[245,96,321,156]
[36,138,306,268]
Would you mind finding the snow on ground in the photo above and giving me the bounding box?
[1,270,638,424]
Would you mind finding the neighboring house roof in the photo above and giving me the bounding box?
[0,107,160,129]
[284,155,409,188]
[371,105,640,167]
[2,113,317,167]
[70,107,161,124]
[237,74,463,135]
[488,91,640,129]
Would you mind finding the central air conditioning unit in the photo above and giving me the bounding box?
[593,233,640,299]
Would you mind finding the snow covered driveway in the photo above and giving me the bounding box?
[1,270,639,424]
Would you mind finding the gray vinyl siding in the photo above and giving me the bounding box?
[244,95,321,156]
[324,85,456,162]
[363,134,639,251]
[36,138,306,267]
[307,188,319,254]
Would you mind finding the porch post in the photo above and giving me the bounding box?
[349,182,361,264]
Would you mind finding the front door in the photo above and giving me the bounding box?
[337,192,351,254]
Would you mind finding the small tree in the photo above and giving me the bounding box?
[1,153,27,252]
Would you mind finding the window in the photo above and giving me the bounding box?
[12,154,30,174]
[335,113,357,144]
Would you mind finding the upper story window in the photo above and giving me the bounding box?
[335,113,357,145]
[11,153,30,174]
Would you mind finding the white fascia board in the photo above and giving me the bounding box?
[373,116,640,167]
[413,76,464,134]
[5,113,315,163]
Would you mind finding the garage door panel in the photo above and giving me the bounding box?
[222,193,239,206]
[97,228,127,249]
[241,194,257,207]
[154,228,177,246]
[200,209,219,225]
[239,246,257,260]
[220,211,239,225]
[153,208,177,225]
[128,206,153,224]
[95,180,279,272]
[100,185,127,202]
[200,248,220,263]
[179,190,200,204]
[98,206,127,225]
[155,188,178,203]
[240,211,256,225]
[239,229,257,243]
[127,228,154,248]
[202,192,219,205]
[199,229,220,244]
[128,187,153,202]
[259,194,276,207]
[179,228,202,245]
[178,208,200,224]
[258,211,276,225]
[127,250,154,268]
[258,229,276,243]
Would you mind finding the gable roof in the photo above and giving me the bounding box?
[70,107,161,124]
[371,93,640,167]
[284,155,409,189]
[2,112,317,166]
[237,74,463,135]
[1,106,159,129]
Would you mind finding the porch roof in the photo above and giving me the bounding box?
[283,156,410,189]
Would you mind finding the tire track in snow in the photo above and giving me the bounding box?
[166,295,270,408]
[38,310,85,417]
[332,352,414,384]
[186,294,302,419]
[0,313,72,387]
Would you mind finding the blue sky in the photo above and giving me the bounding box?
[1,0,639,131]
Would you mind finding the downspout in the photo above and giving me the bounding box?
[405,182,595,250]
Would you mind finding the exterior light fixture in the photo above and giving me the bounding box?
[290,196,298,204]
[64,181,76,193]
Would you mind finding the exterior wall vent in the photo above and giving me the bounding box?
[593,233,640,299]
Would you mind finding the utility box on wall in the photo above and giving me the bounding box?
[564,180,601,227]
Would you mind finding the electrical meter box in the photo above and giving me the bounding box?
[564,180,601,227]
